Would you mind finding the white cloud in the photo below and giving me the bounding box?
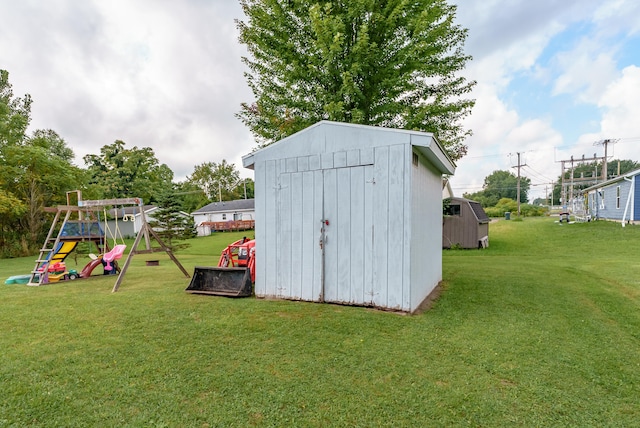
[595,65,640,161]
[551,39,619,102]
[593,0,640,36]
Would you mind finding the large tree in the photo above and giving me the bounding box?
[188,160,242,202]
[237,0,475,160]
[83,140,173,203]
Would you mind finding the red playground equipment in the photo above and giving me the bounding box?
[186,237,255,297]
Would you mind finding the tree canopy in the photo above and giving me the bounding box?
[83,140,174,203]
[187,160,250,202]
[237,0,476,160]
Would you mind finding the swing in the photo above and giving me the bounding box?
[102,207,127,271]
[89,210,104,261]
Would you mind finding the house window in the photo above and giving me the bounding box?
[616,186,621,209]
[599,190,605,209]
[222,213,227,220]
[412,152,419,167]
[234,212,242,221]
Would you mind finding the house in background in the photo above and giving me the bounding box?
[243,120,455,313]
[583,168,640,225]
[106,205,191,238]
[191,199,255,236]
[443,197,490,249]
[105,205,156,238]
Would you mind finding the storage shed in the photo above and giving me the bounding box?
[242,121,455,312]
[443,197,490,249]
[583,168,640,225]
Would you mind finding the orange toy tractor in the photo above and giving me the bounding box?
[186,237,255,297]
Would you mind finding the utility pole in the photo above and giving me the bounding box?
[603,139,608,180]
[569,156,575,210]
[594,138,617,181]
[511,152,526,216]
[517,152,522,216]
[561,160,566,210]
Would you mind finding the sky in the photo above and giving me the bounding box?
[1,0,640,201]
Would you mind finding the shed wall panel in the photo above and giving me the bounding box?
[277,171,292,297]
[411,155,443,310]
[323,168,338,302]
[386,144,406,310]
[372,146,390,307]
[363,166,374,305]
[402,145,412,311]
[334,151,347,169]
[335,167,351,302]
[311,170,324,299]
[349,166,366,304]
[290,171,304,299]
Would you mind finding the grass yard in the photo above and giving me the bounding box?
[1,220,639,426]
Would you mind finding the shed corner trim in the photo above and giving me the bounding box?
[242,153,255,170]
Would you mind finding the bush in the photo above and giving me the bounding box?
[484,198,546,217]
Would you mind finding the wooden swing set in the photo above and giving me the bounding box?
[29,191,190,292]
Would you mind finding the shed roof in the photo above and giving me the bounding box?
[450,197,490,223]
[192,198,255,214]
[242,120,455,175]
[583,167,640,192]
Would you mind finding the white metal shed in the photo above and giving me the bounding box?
[242,121,455,312]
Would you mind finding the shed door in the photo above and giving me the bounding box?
[322,165,375,305]
[276,165,374,304]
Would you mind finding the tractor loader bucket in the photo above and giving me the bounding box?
[186,266,252,297]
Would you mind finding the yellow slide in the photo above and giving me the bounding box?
[51,241,78,263]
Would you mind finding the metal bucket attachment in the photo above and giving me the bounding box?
[186,266,252,297]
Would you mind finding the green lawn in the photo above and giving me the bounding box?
[1,220,639,427]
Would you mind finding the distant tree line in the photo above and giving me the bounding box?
[0,70,252,257]
[463,170,532,207]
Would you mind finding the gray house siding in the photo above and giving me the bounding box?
[634,176,640,221]
[593,181,629,220]
[585,168,640,223]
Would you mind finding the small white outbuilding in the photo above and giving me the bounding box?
[242,121,455,312]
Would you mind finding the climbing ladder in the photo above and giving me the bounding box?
[27,208,74,286]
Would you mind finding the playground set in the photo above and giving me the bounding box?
[5,191,190,292]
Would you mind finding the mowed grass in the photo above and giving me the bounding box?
[1,221,639,426]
